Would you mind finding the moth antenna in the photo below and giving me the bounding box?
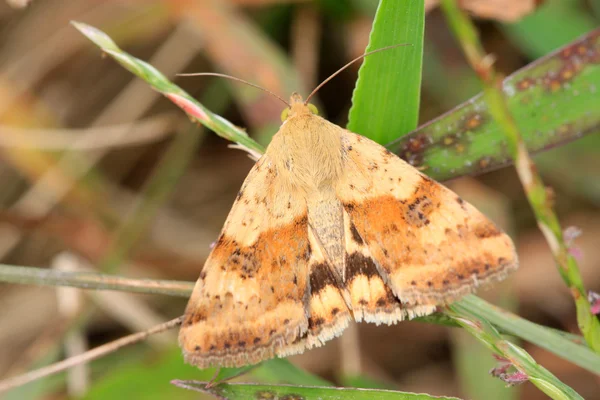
[177,72,291,107]
[304,43,411,105]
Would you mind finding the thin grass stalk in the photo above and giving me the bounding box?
[0,263,193,297]
[3,263,600,375]
[0,317,183,394]
[72,22,265,156]
[446,305,584,400]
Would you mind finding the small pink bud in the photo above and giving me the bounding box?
[498,371,529,386]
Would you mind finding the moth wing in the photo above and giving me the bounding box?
[335,131,518,306]
[280,226,353,355]
[342,207,436,323]
[179,155,312,368]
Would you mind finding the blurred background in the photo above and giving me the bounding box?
[0,0,599,399]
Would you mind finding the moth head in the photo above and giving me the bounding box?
[281,92,319,121]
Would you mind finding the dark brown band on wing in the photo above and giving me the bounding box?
[309,262,343,294]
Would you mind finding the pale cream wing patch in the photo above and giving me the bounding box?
[335,131,518,306]
[179,155,312,368]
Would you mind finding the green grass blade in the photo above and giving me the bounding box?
[173,381,463,399]
[389,28,600,181]
[183,1,302,142]
[72,21,265,156]
[452,330,518,400]
[347,0,425,143]
[446,306,584,400]
[457,296,600,375]
[0,263,194,297]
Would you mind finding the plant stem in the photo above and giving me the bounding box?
[4,264,599,374]
[446,305,584,400]
[456,296,600,375]
[0,263,193,297]
[72,22,265,156]
[440,0,600,353]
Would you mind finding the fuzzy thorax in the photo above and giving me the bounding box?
[270,94,344,193]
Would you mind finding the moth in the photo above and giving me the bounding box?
[179,70,518,370]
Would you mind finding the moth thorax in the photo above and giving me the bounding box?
[279,120,342,192]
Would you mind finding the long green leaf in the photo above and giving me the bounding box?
[347,0,425,143]
[458,296,600,375]
[389,28,600,181]
[446,306,584,400]
[71,22,265,156]
[172,381,462,400]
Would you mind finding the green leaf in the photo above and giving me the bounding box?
[72,21,265,156]
[446,306,585,400]
[457,296,600,375]
[452,329,518,400]
[211,365,259,386]
[389,28,600,181]
[172,381,463,400]
[347,0,425,143]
